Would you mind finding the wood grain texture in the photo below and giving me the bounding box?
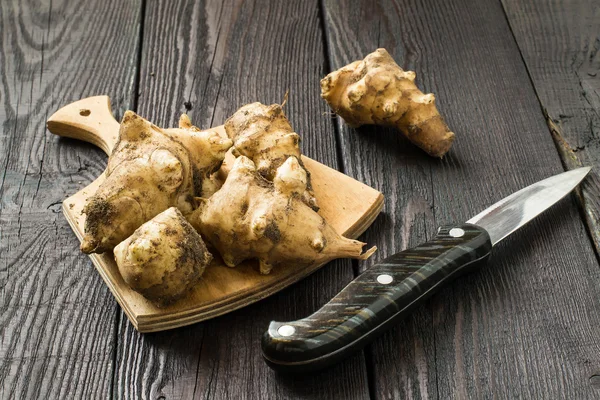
[321,0,600,398]
[4,0,600,398]
[113,0,371,398]
[500,0,600,259]
[0,0,141,398]
[46,95,383,332]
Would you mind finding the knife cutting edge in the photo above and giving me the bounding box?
[261,167,591,373]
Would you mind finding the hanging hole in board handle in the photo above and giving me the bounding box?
[79,109,91,116]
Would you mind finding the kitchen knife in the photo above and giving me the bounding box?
[262,167,591,373]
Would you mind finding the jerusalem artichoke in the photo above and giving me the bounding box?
[114,207,212,306]
[166,114,233,197]
[81,111,232,254]
[188,156,375,275]
[320,48,455,158]
[224,102,319,211]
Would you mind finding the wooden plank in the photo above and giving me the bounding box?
[113,0,371,398]
[501,0,600,257]
[0,0,142,398]
[321,0,600,398]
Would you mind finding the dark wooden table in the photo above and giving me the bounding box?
[2,0,600,398]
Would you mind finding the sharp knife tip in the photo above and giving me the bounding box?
[575,166,592,179]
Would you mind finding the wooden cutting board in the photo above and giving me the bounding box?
[47,96,384,332]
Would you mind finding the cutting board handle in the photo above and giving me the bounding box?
[47,96,121,155]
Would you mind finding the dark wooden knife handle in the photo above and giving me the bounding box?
[261,223,492,373]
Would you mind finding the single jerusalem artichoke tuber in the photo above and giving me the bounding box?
[224,102,319,211]
[81,111,232,254]
[320,48,455,158]
[114,207,213,306]
[188,155,375,275]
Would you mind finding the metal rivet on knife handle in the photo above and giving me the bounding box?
[278,325,295,337]
[377,274,393,284]
[449,228,465,237]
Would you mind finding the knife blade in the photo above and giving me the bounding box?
[261,167,591,373]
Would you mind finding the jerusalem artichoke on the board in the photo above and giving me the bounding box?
[114,207,213,306]
[81,111,232,254]
[166,114,234,197]
[188,155,375,275]
[224,102,319,211]
[320,48,455,158]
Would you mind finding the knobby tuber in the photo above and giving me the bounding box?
[224,102,319,211]
[114,207,213,306]
[81,111,232,254]
[188,155,375,275]
[167,114,233,197]
[320,48,455,158]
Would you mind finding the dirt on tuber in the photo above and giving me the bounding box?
[114,207,213,306]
